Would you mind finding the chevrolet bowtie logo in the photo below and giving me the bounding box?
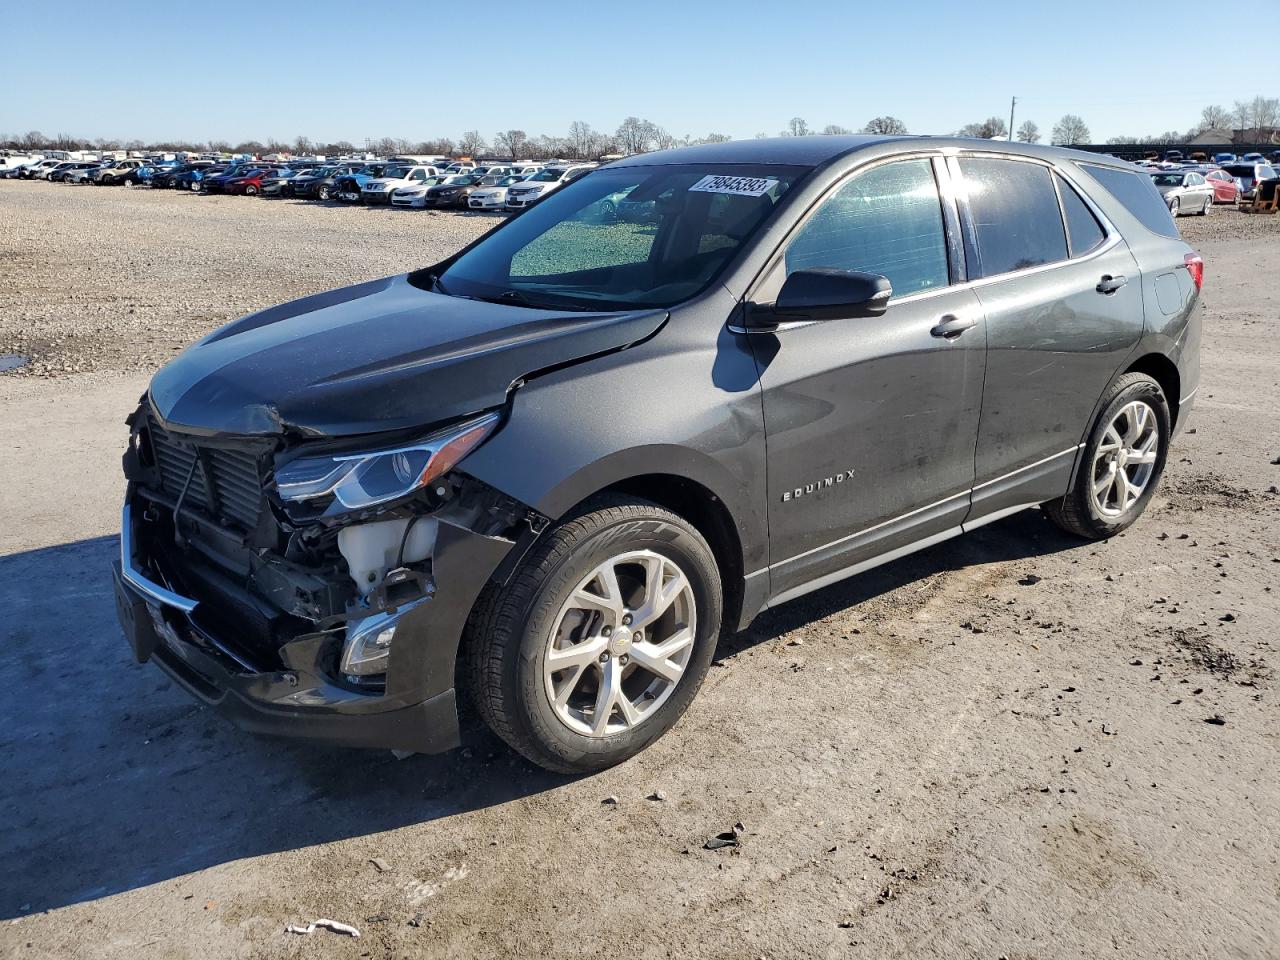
[781,470,855,502]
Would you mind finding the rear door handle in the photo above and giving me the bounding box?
[1096,274,1128,294]
[930,315,978,339]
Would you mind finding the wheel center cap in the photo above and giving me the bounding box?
[1116,449,1129,468]
[608,633,631,657]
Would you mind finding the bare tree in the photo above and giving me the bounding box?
[785,117,810,137]
[959,117,1007,139]
[22,130,46,149]
[862,116,908,135]
[1051,114,1090,146]
[493,129,528,159]
[700,132,732,143]
[457,130,486,157]
[563,121,595,159]
[821,124,854,135]
[1015,120,1040,143]
[616,116,659,155]
[1199,104,1232,134]
[652,125,676,151]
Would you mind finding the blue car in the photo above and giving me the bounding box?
[199,164,261,193]
[331,163,388,202]
[1212,152,1236,164]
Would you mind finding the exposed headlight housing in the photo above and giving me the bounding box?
[275,412,500,510]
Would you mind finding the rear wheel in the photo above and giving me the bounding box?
[1168,196,1180,217]
[464,496,722,774]
[1199,195,1210,215]
[1043,373,1170,540]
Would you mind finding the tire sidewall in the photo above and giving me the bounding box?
[511,512,721,770]
[1076,377,1170,535]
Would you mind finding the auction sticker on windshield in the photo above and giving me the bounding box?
[688,175,779,197]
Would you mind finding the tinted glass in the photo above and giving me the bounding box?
[439,163,802,310]
[1078,163,1178,239]
[959,158,1068,277]
[784,159,948,297]
[1055,174,1105,257]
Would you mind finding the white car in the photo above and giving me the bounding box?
[27,159,68,180]
[504,164,597,210]
[360,164,442,204]
[389,174,455,209]
[467,173,532,210]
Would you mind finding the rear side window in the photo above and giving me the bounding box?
[784,158,949,297]
[1055,174,1106,257]
[1078,163,1177,239]
[958,158,1067,277]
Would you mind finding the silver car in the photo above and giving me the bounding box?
[1149,170,1213,217]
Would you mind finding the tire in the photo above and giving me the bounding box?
[464,495,723,774]
[244,184,258,195]
[1168,197,1179,217]
[1043,373,1170,540]
[1199,195,1210,215]
[318,184,332,200]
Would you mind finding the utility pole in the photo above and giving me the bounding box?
[1008,96,1017,141]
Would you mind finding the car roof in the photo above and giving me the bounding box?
[609,135,1137,172]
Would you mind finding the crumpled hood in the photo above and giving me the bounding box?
[148,273,666,438]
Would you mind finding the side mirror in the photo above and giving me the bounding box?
[751,268,893,327]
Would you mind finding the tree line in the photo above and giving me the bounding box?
[5,96,1275,158]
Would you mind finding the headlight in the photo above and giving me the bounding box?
[275,412,499,510]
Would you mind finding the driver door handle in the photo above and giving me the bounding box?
[930,315,978,339]
[1096,274,1128,294]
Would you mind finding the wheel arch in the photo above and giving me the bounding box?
[1124,352,1181,428]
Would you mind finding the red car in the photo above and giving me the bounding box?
[225,167,282,196]
[1202,168,1240,204]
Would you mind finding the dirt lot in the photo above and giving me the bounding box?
[1,181,1277,960]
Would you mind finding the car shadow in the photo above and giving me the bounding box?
[0,509,1080,917]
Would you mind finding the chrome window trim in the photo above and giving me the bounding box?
[733,149,1127,329]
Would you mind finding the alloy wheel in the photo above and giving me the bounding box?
[543,550,696,737]
[1090,400,1159,517]
[1169,197,1179,216]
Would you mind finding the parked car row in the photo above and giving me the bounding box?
[1146,159,1279,215]
[1,153,608,214]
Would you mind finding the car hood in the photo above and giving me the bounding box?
[148,273,668,438]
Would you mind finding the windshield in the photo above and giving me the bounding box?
[498,175,524,186]
[528,169,562,182]
[382,165,410,179]
[1151,174,1186,186]
[438,163,803,310]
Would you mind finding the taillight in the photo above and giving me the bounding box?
[1184,252,1204,291]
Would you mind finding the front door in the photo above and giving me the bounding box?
[751,157,987,604]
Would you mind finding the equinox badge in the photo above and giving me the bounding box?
[781,470,855,502]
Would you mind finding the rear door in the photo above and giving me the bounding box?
[951,154,1144,522]
[752,156,986,603]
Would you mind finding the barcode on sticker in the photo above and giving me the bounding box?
[688,175,778,197]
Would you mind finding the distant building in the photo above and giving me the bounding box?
[1188,128,1233,145]
[1232,127,1280,144]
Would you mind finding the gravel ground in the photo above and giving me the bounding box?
[0,181,496,376]
[1,181,1278,960]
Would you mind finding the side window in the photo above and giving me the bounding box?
[1077,163,1177,239]
[1055,174,1106,257]
[410,169,425,181]
[958,158,1067,277]
[784,158,949,297]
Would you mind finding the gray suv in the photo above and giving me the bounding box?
[115,136,1202,773]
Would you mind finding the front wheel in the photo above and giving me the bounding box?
[244,184,258,195]
[1043,373,1170,540]
[318,184,333,200]
[464,497,722,773]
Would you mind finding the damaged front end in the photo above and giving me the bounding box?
[113,398,543,753]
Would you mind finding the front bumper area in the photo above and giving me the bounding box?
[115,479,522,754]
[114,559,458,752]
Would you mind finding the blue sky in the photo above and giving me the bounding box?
[5,0,1274,145]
